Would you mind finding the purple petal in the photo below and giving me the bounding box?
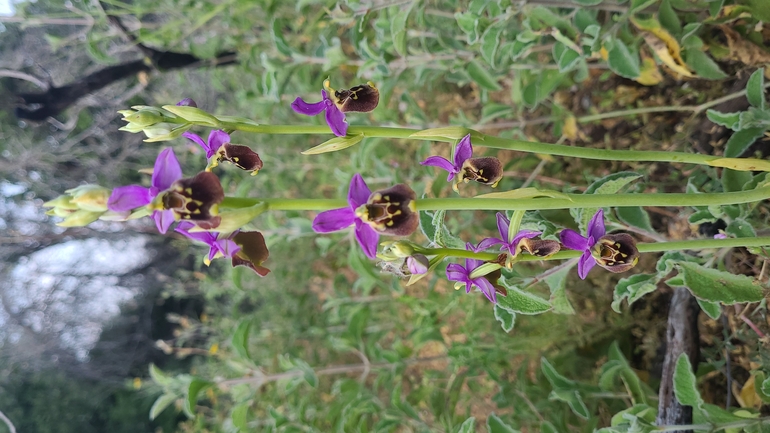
[325,104,348,137]
[475,237,504,251]
[420,156,456,181]
[208,130,230,151]
[312,208,356,233]
[465,258,484,271]
[355,220,379,259]
[560,229,589,251]
[586,209,606,241]
[406,256,428,275]
[577,251,596,280]
[152,148,183,192]
[183,131,211,155]
[453,134,473,169]
[107,185,151,212]
[175,222,216,243]
[291,97,326,116]
[153,209,176,234]
[347,173,372,209]
[176,98,197,107]
[511,230,541,245]
[211,238,240,260]
[446,263,469,282]
[496,212,510,241]
[473,277,497,303]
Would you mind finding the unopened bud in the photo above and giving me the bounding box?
[379,241,416,260]
[57,209,103,227]
[67,185,111,212]
[123,109,165,127]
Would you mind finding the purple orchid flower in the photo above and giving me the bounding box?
[313,174,380,258]
[107,147,182,234]
[420,134,473,182]
[559,209,639,279]
[312,174,418,260]
[559,209,606,280]
[476,212,542,256]
[175,221,240,265]
[183,129,231,159]
[292,89,348,137]
[291,80,380,138]
[446,243,498,303]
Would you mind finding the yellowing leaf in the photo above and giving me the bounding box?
[599,46,609,61]
[635,56,664,86]
[632,16,694,77]
[708,157,770,172]
[738,375,762,409]
[561,115,586,141]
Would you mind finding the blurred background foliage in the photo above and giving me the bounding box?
[1,0,770,431]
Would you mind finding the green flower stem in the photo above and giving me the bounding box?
[222,185,770,212]
[200,118,770,171]
[429,237,770,262]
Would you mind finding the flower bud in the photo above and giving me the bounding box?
[57,209,103,227]
[67,185,111,212]
[123,108,165,127]
[379,241,416,260]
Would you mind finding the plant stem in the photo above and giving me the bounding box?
[200,116,770,172]
[221,185,770,212]
[427,237,770,262]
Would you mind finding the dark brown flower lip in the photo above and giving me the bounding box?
[212,143,263,175]
[332,82,380,113]
[158,171,224,227]
[519,238,561,258]
[460,157,503,187]
[592,233,639,273]
[356,184,418,236]
[231,231,270,276]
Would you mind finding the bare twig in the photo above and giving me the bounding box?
[0,69,48,89]
[0,409,16,433]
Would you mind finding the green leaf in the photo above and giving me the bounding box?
[722,168,753,192]
[706,110,742,130]
[684,49,727,80]
[676,262,764,304]
[185,379,213,418]
[481,22,505,67]
[231,402,249,430]
[612,273,658,313]
[540,421,559,433]
[758,373,770,403]
[149,364,174,388]
[455,12,480,43]
[658,0,681,37]
[724,128,766,158]
[607,39,640,79]
[725,219,757,238]
[149,393,177,420]
[697,299,721,320]
[580,172,643,232]
[231,319,252,361]
[161,105,221,127]
[494,304,516,333]
[541,358,576,390]
[543,264,576,314]
[391,4,413,57]
[572,0,602,5]
[432,209,465,249]
[674,353,702,407]
[301,134,365,155]
[467,60,502,91]
[419,210,437,242]
[487,413,520,433]
[457,417,476,433]
[550,389,590,419]
[688,209,717,224]
[616,207,655,233]
[497,282,552,315]
[747,68,766,110]
[553,42,582,72]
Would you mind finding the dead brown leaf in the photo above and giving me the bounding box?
[719,25,770,67]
